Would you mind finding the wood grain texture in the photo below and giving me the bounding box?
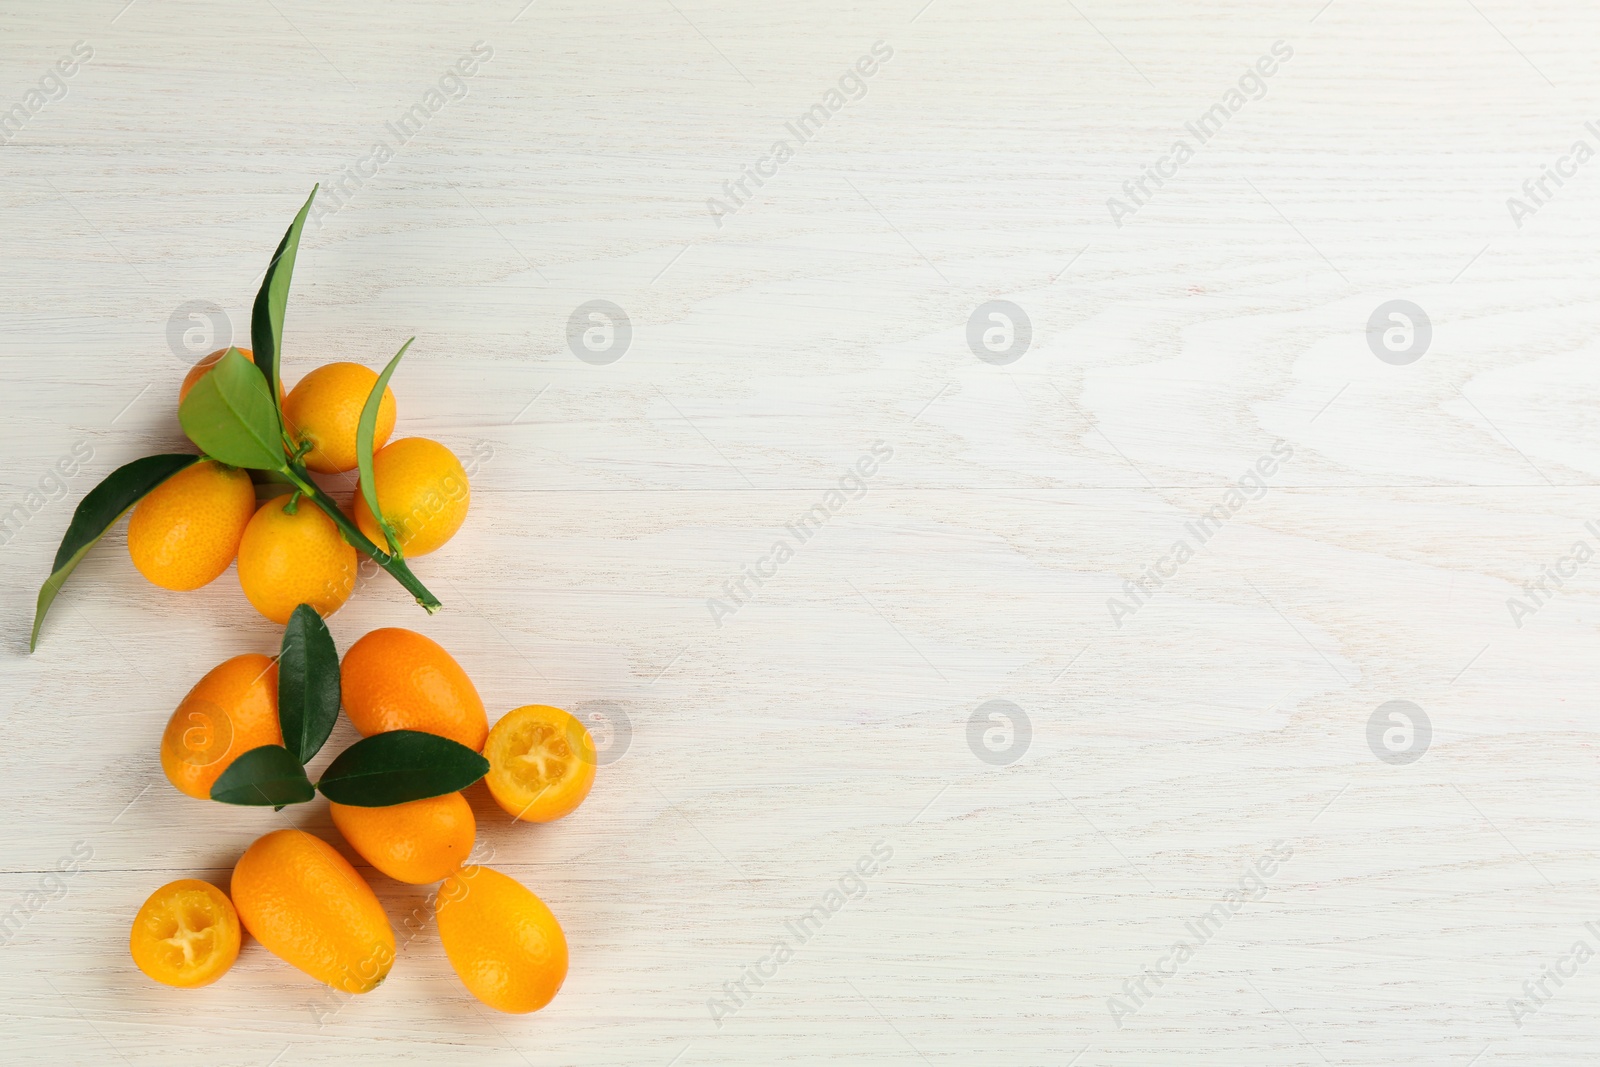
[4,0,1600,1062]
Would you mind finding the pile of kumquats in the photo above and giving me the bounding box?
[30,188,594,1013]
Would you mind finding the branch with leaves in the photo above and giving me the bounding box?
[30,187,440,651]
[211,605,488,808]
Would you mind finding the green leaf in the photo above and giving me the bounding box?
[278,604,341,765]
[251,186,317,418]
[30,453,202,652]
[178,347,285,469]
[317,730,489,807]
[210,745,315,806]
[356,337,413,556]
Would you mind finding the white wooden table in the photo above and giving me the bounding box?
[4,1,1600,1062]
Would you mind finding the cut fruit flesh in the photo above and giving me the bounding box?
[157,903,218,967]
[485,705,596,823]
[505,723,573,788]
[130,879,240,988]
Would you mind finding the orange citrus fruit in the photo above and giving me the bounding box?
[126,460,256,591]
[329,792,475,885]
[178,347,284,405]
[130,879,241,988]
[436,865,568,1013]
[483,705,596,823]
[160,653,282,800]
[352,437,469,557]
[231,829,395,993]
[283,362,396,475]
[339,628,488,750]
[236,494,357,624]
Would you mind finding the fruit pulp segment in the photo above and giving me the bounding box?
[505,722,572,789]
[147,894,223,969]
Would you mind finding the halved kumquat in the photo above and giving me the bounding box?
[129,879,241,988]
[483,705,596,823]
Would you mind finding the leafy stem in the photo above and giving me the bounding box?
[30,187,448,652]
[278,465,441,614]
[212,607,487,808]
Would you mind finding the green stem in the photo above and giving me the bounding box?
[280,466,442,614]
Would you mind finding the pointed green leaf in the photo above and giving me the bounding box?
[210,745,315,806]
[30,453,202,652]
[317,730,489,807]
[178,347,285,469]
[356,337,412,556]
[278,604,341,765]
[251,187,317,418]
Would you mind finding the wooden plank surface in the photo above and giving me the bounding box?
[4,0,1600,1062]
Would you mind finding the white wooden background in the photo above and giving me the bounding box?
[4,0,1600,1062]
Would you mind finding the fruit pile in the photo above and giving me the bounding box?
[132,613,594,1011]
[34,188,594,1013]
[124,353,468,623]
[31,187,454,650]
